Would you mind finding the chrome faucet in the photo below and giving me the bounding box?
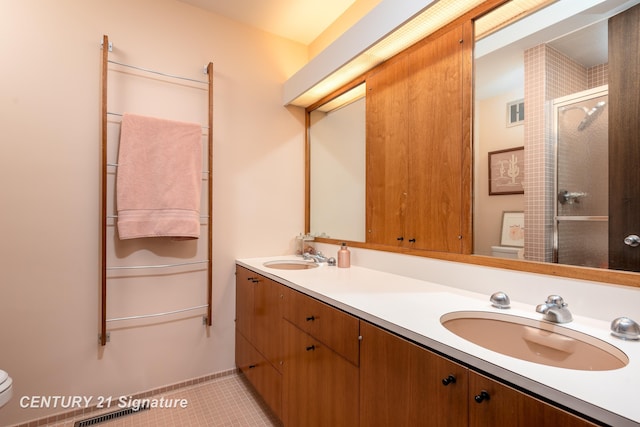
[536,295,573,323]
[303,251,329,263]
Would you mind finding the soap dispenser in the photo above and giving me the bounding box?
[338,243,351,268]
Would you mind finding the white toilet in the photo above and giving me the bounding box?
[491,245,522,259]
[0,370,13,408]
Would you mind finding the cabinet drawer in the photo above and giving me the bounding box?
[283,287,359,366]
[236,332,282,420]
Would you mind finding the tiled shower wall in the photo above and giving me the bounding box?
[523,45,608,262]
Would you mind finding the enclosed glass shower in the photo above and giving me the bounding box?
[553,86,609,268]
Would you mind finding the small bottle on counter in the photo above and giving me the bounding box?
[337,242,351,268]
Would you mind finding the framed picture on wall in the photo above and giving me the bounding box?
[488,146,524,195]
[500,211,525,247]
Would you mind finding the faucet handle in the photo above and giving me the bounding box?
[545,295,567,307]
[490,291,510,309]
[611,317,640,341]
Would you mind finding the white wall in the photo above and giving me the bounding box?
[474,90,525,256]
[0,1,307,425]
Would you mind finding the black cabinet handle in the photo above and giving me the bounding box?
[306,315,315,322]
[306,345,316,351]
[397,237,404,241]
[248,364,256,369]
[442,375,456,386]
[408,238,416,243]
[474,390,490,403]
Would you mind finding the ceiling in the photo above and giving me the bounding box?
[178,0,356,45]
[474,0,637,100]
[476,20,608,100]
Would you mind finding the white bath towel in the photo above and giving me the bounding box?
[116,113,203,240]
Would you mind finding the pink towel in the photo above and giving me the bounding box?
[116,113,203,240]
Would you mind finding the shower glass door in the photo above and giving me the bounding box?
[554,86,609,268]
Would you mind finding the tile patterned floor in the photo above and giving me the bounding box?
[45,373,281,427]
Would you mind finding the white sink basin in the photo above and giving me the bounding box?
[263,260,319,270]
[441,311,628,371]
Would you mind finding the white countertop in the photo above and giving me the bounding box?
[237,256,640,427]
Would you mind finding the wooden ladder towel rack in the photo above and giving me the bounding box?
[99,34,213,346]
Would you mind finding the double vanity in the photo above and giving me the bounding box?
[236,256,639,426]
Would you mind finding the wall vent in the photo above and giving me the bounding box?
[73,403,150,426]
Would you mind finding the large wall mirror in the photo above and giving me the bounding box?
[307,0,640,287]
[309,83,366,242]
[474,0,639,271]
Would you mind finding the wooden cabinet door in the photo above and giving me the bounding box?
[365,21,472,253]
[360,321,413,426]
[253,275,284,372]
[366,52,410,247]
[468,372,519,427]
[235,265,256,340]
[413,345,468,427]
[235,267,284,421]
[406,22,471,252]
[360,322,467,427]
[519,394,598,427]
[283,321,359,427]
[469,372,596,427]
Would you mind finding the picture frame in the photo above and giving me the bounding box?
[500,211,525,247]
[488,146,524,195]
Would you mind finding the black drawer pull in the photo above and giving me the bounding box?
[306,345,316,351]
[248,364,256,369]
[306,315,315,322]
[408,238,416,243]
[474,390,490,403]
[442,375,456,386]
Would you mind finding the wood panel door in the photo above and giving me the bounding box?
[360,321,414,426]
[468,372,519,427]
[406,22,471,252]
[366,53,410,246]
[235,266,256,340]
[469,372,596,427]
[282,321,359,427]
[609,3,640,271]
[519,393,598,427]
[365,21,472,252]
[360,322,467,427]
[413,346,468,427]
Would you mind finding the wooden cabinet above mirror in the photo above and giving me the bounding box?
[366,21,472,253]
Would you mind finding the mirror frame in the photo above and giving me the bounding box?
[304,0,640,289]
